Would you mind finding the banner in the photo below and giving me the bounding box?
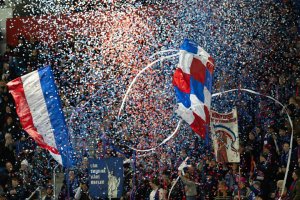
[7,66,76,167]
[89,158,124,199]
[211,108,240,163]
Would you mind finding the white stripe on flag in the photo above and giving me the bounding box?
[197,47,210,58]
[190,94,206,121]
[204,87,211,110]
[21,71,62,164]
[194,54,209,67]
[50,152,63,165]
[175,103,194,124]
[178,50,193,74]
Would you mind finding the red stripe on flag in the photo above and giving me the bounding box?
[172,68,191,93]
[207,56,215,74]
[204,106,210,125]
[190,112,207,139]
[6,78,59,155]
[190,57,206,84]
[7,78,35,129]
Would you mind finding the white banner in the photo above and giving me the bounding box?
[211,108,240,163]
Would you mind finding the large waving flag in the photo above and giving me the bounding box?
[173,39,215,138]
[7,66,75,167]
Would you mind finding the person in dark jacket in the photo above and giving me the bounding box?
[289,169,300,200]
[6,176,26,200]
[42,185,54,200]
[74,181,92,200]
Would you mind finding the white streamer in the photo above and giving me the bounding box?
[168,157,189,200]
[168,176,180,200]
[149,49,179,59]
[118,52,180,118]
[117,52,182,152]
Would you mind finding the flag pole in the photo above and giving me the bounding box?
[53,163,59,199]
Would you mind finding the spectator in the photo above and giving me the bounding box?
[74,181,92,200]
[0,134,15,165]
[65,170,79,198]
[272,180,288,200]
[178,169,197,200]
[57,180,68,200]
[149,176,167,200]
[294,136,300,168]
[277,143,290,179]
[216,180,231,199]
[6,176,26,200]
[42,184,54,200]
[248,181,262,200]
[289,169,300,200]
[277,127,290,152]
[232,177,250,200]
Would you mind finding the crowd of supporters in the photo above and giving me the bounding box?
[0,0,299,199]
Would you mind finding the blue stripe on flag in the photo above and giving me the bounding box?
[174,86,191,108]
[180,39,198,54]
[204,69,212,92]
[190,76,205,102]
[38,66,75,167]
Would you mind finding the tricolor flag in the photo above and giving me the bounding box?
[173,39,215,138]
[7,66,75,167]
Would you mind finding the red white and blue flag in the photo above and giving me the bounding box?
[173,39,215,138]
[7,66,75,167]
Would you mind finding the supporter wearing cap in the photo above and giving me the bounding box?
[42,185,54,200]
[18,158,33,193]
[20,159,28,167]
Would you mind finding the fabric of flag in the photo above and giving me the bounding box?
[173,39,215,138]
[6,66,75,167]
